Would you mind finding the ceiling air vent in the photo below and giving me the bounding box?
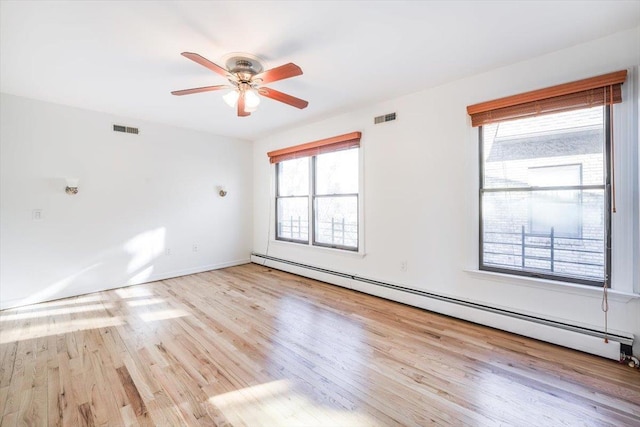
[374,112,396,124]
[113,124,139,135]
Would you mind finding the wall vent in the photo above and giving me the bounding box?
[113,124,139,135]
[374,112,396,124]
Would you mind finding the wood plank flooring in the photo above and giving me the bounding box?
[1,263,639,426]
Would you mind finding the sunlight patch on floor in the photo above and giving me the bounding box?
[139,309,189,322]
[115,286,154,299]
[3,295,105,312]
[126,298,165,307]
[0,316,123,344]
[209,379,379,426]
[0,303,112,322]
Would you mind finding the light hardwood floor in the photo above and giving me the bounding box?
[1,263,639,426]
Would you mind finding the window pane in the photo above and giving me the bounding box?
[482,107,604,189]
[314,196,358,249]
[277,197,309,242]
[530,190,582,237]
[528,164,581,187]
[315,148,358,195]
[278,158,308,196]
[482,190,605,282]
[529,165,582,236]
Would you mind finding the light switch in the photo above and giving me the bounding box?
[32,209,42,221]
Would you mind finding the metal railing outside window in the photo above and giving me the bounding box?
[483,226,605,281]
[277,218,358,248]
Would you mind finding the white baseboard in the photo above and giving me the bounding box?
[0,258,250,311]
[252,255,629,360]
[143,258,250,284]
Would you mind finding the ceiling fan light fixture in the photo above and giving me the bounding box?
[245,89,261,111]
[223,90,239,107]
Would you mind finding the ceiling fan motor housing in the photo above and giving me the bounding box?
[225,55,264,76]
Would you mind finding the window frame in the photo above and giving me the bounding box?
[274,161,310,245]
[478,106,612,287]
[311,155,360,251]
[275,146,361,252]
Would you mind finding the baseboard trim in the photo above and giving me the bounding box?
[0,258,251,311]
[143,258,250,284]
[251,253,633,360]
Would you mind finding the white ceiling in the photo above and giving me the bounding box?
[1,1,639,141]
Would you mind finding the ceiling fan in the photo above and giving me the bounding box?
[171,52,308,117]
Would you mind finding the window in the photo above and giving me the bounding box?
[270,132,361,251]
[313,149,359,249]
[276,158,309,243]
[480,108,608,285]
[468,70,627,286]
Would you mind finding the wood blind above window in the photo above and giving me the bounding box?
[267,131,361,164]
[467,70,627,127]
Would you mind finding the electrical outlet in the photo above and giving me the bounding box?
[400,261,407,272]
[165,248,172,256]
[192,244,198,252]
[32,209,43,221]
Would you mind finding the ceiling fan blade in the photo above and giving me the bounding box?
[253,63,302,85]
[259,87,309,109]
[237,92,250,117]
[171,85,229,96]
[181,52,230,78]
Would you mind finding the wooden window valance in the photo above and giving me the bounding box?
[267,131,361,164]
[466,70,627,127]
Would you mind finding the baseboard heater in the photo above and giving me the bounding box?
[251,253,634,359]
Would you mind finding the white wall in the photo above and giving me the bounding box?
[252,28,640,355]
[0,93,253,309]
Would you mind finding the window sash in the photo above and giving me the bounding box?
[312,194,359,251]
[275,147,360,251]
[275,195,309,243]
[481,185,604,193]
[478,108,611,287]
[314,149,359,196]
[276,158,309,197]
